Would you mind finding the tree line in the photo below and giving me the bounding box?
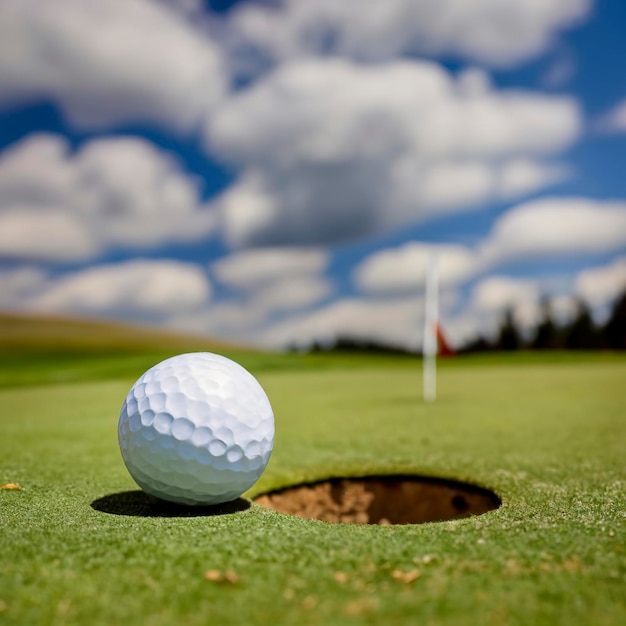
[296,287,626,355]
[462,287,626,353]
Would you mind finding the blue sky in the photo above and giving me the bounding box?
[1,0,625,349]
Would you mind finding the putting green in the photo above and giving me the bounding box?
[1,349,625,625]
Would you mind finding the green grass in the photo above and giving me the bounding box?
[1,316,625,625]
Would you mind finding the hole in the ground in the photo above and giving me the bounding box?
[254,475,501,525]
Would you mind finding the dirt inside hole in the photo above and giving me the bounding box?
[254,475,501,524]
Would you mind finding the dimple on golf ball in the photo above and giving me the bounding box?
[118,352,274,505]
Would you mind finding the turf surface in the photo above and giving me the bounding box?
[1,318,625,625]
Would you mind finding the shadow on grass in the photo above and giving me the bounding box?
[91,490,251,518]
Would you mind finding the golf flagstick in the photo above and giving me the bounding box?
[423,253,439,402]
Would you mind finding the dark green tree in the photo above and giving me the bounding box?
[565,299,599,350]
[496,308,521,351]
[531,298,562,350]
[310,340,323,353]
[603,288,626,350]
[460,336,493,354]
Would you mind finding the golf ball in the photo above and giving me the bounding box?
[118,352,274,505]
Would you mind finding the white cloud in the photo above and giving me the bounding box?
[498,160,569,200]
[348,195,626,345]
[0,266,48,310]
[209,61,578,165]
[0,134,216,262]
[168,273,333,344]
[473,275,542,335]
[207,58,579,248]
[347,197,626,346]
[575,256,626,307]
[550,293,578,324]
[29,260,211,321]
[167,249,626,349]
[0,209,98,262]
[171,302,270,341]
[259,296,424,350]
[441,276,544,345]
[0,0,225,130]
[471,276,541,312]
[156,0,205,17]
[445,272,601,347]
[211,247,329,289]
[354,242,479,294]
[414,161,496,210]
[481,198,626,264]
[206,248,333,340]
[226,0,591,69]
[250,276,332,313]
[442,311,488,349]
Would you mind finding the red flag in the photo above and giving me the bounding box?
[436,323,454,357]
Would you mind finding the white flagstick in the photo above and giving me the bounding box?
[423,253,439,402]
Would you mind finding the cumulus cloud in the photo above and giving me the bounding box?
[348,195,626,347]
[247,276,332,313]
[259,296,424,350]
[550,293,579,324]
[211,247,329,290]
[0,0,225,130]
[353,196,626,308]
[0,209,99,262]
[471,276,541,312]
[481,198,626,264]
[0,134,216,262]
[204,247,333,340]
[444,271,605,348]
[171,302,270,341]
[354,242,479,295]
[28,259,211,322]
[175,273,333,344]
[225,0,591,70]
[440,276,544,346]
[498,160,569,200]
[575,256,626,308]
[155,0,205,17]
[0,266,48,310]
[207,59,580,248]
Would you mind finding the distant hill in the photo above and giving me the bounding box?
[0,312,241,355]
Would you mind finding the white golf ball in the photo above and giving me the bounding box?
[118,352,274,505]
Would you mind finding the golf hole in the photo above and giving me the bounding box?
[254,475,501,525]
